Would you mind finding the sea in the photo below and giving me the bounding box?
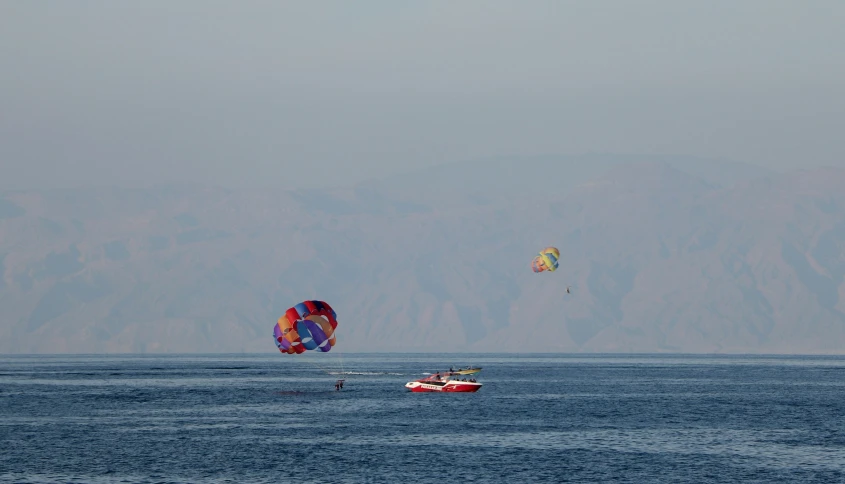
[2,353,845,483]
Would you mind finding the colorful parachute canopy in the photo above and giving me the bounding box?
[531,256,547,273]
[273,300,338,354]
[532,246,560,273]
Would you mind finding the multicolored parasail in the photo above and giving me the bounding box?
[531,246,560,273]
[273,300,338,354]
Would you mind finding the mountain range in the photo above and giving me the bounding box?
[2,154,844,354]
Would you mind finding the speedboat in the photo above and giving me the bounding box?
[405,373,482,393]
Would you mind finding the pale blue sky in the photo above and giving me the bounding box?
[1,0,843,190]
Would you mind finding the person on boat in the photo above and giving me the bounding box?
[339,380,343,389]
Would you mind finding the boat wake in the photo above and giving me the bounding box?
[328,371,404,376]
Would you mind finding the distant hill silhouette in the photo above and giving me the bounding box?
[2,155,844,354]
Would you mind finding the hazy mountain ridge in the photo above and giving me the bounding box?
[1,157,844,354]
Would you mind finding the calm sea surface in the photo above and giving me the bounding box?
[2,353,845,483]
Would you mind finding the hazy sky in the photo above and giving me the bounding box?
[2,0,844,190]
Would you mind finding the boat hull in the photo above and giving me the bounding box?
[405,381,482,393]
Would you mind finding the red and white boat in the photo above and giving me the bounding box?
[405,373,482,393]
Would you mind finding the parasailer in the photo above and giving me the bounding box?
[273,300,338,354]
